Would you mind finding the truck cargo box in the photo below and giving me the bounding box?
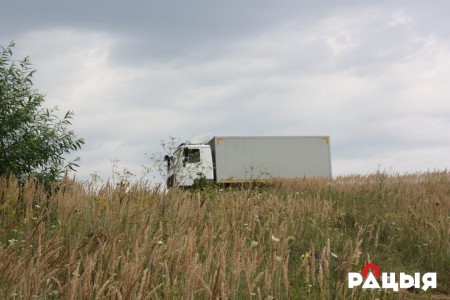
[208,136,332,183]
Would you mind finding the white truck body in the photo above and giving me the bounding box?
[165,136,332,188]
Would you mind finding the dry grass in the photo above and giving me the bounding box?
[0,171,449,299]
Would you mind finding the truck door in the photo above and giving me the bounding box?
[176,148,202,186]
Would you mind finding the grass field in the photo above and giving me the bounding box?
[0,171,449,299]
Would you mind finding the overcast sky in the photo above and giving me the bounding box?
[1,1,450,182]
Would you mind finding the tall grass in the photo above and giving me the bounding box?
[0,171,449,299]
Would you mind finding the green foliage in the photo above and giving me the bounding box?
[0,42,84,186]
[191,175,208,189]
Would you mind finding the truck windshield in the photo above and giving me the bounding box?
[169,156,177,168]
[169,149,182,168]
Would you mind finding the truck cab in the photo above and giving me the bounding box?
[165,143,214,188]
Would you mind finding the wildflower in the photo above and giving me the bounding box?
[275,256,282,263]
[251,241,258,248]
[302,252,310,260]
[331,252,338,258]
[271,235,280,242]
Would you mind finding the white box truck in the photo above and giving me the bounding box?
[164,135,332,188]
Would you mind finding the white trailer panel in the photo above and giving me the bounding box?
[208,136,332,182]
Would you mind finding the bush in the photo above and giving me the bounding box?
[0,42,84,187]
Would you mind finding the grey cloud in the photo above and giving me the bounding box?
[2,0,450,179]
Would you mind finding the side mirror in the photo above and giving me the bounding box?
[164,155,171,170]
[182,148,189,167]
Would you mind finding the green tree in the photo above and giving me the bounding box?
[0,42,84,185]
